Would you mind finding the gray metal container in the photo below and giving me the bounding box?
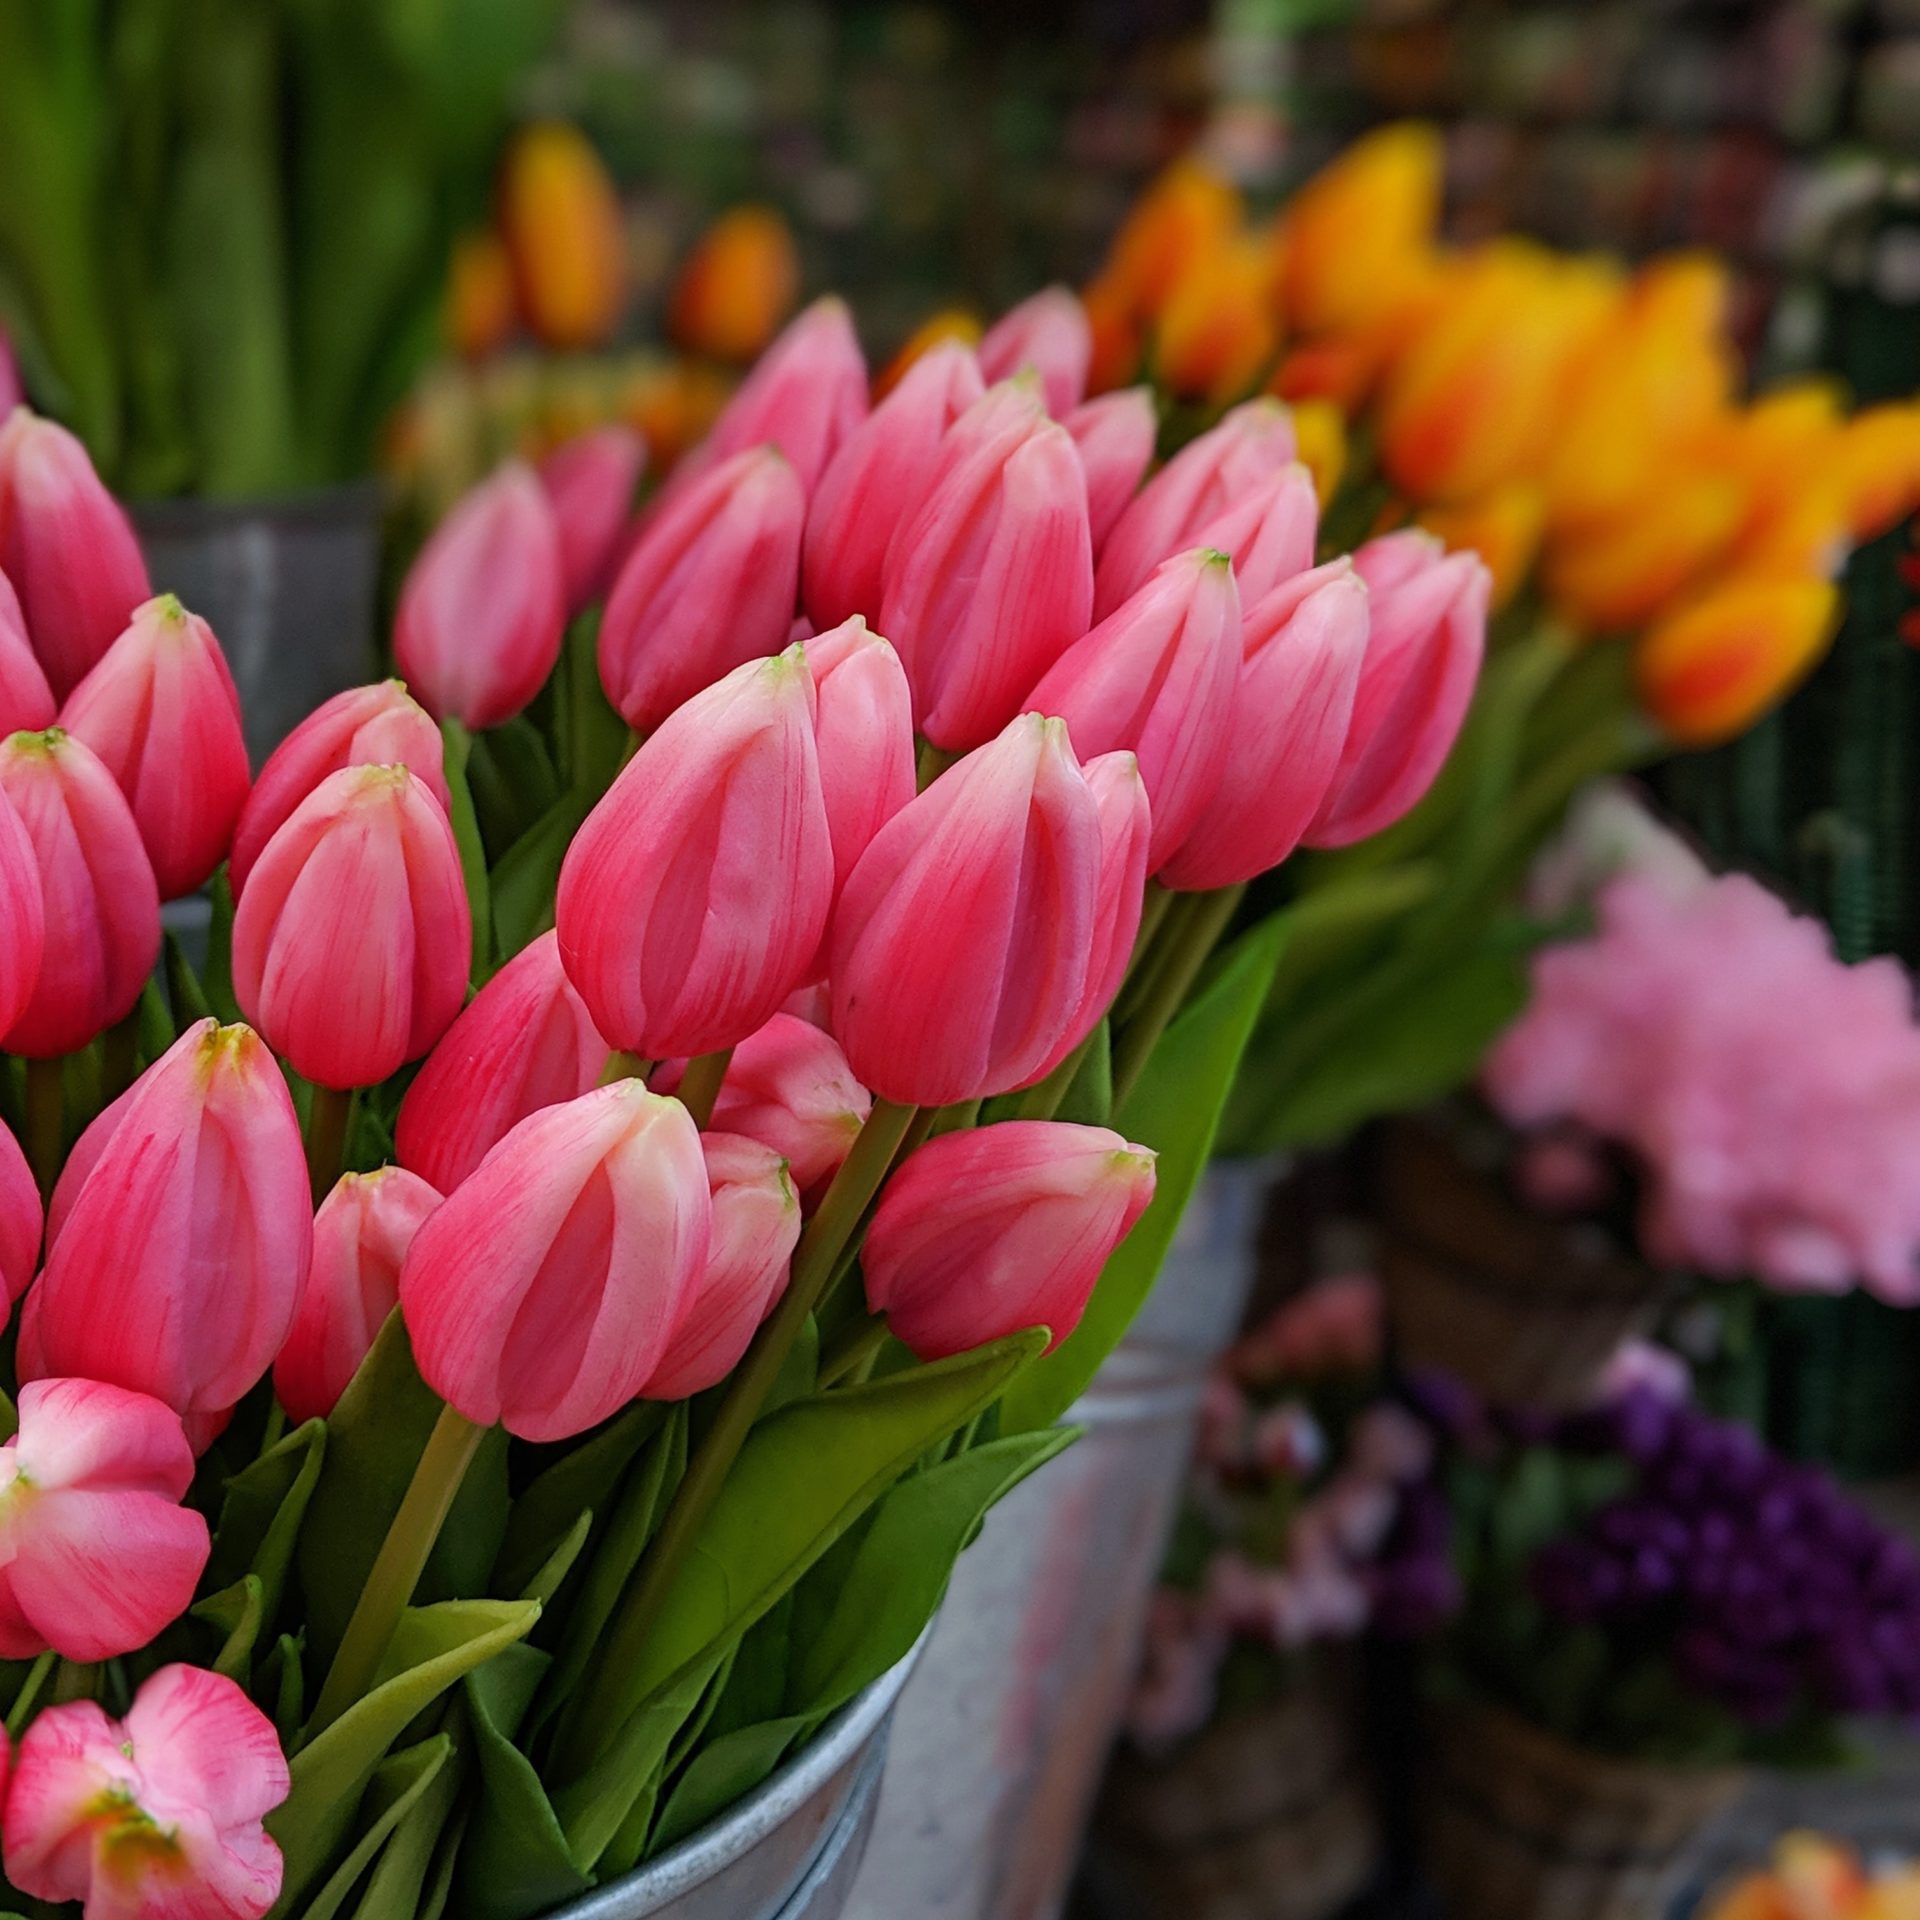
[132,485,383,765]
[842,1154,1283,1920]
[543,1636,922,1920]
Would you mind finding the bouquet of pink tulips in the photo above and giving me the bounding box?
[0,287,1484,1919]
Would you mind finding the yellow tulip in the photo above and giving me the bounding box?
[1101,158,1243,321]
[1836,399,1920,544]
[498,122,629,351]
[619,359,732,473]
[1152,234,1279,405]
[1634,572,1839,746]
[1276,122,1443,338]
[874,308,984,400]
[1290,400,1347,506]
[445,230,517,362]
[667,206,801,364]
[1418,485,1546,610]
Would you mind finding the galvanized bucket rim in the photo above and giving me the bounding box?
[541,1631,928,1919]
[127,477,387,532]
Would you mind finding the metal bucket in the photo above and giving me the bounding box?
[543,1635,923,1920]
[132,484,384,765]
[843,1153,1284,1920]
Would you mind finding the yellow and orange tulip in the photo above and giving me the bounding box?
[1152,234,1279,406]
[875,308,984,401]
[498,122,629,352]
[1290,399,1348,508]
[1417,484,1546,611]
[1101,158,1243,322]
[667,206,801,365]
[446,230,517,362]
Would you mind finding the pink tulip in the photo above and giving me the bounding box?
[830,713,1102,1106]
[395,928,606,1194]
[1161,560,1372,889]
[697,296,868,490]
[232,764,470,1088]
[0,784,43,1044]
[879,384,1094,750]
[1189,462,1318,609]
[559,647,834,1060]
[395,462,566,730]
[598,447,806,735]
[5,1663,288,1920]
[400,1081,710,1441]
[28,1020,310,1428]
[1027,547,1240,870]
[0,569,54,734]
[0,411,151,699]
[0,1379,209,1660]
[863,1121,1156,1358]
[977,287,1094,418]
[806,617,916,898]
[1306,532,1490,850]
[802,341,984,629]
[0,729,157,1059]
[0,1119,37,1304]
[1066,388,1157,552]
[228,680,449,897]
[1094,397,1298,618]
[58,594,250,899]
[274,1167,442,1425]
[687,1011,871,1194]
[538,424,647,614]
[644,1132,799,1399]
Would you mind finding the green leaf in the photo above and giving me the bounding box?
[268,1632,306,1747]
[194,1574,265,1683]
[207,1419,326,1640]
[272,1598,538,1909]
[551,1333,1045,1865]
[468,719,562,857]
[204,867,241,1022]
[489,791,588,961]
[441,719,493,984]
[560,610,626,797]
[289,1734,451,1920]
[346,1722,466,1920]
[164,928,215,1027]
[999,916,1286,1431]
[137,975,175,1058]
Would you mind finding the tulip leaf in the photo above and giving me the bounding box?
[194,1573,265,1683]
[551,1331,1045,1866]
[468,720,562,858]
[206,1418,326,1640]
[204,867,242,1023]
[560,609,626,798]
[268,1632,306,1748]
[137,976,175,1059]
[291,1733,451,1920]
[998,915,1287,1434]
[273,1597,538,1909]
[345,1721,466,1920]
[489,790,588,961]
[164,927,215,1027]
[440,719,493,985]
[520,1511,594,1611]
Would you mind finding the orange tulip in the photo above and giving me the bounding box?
[875,308,984,401]
[1276,122,1443,339]
[446,230,517,361]
[1152,235,1279,405]
[1102,158,1242,320]
[1290,400,1347,506]
[498,122,628,351]
[1376,241,1623,505]
[619,360,732,473]
[668,205,802,364]
[1417,484,1545,610]
[1081,273,1145,396]
[1634,572,1838,746]
[1836,400,1920,544]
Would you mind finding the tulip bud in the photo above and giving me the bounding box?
[29,1020,310,1428]
[1102,159,1242,320]
[447,228,516,362]
[396,929,606,1195]
[880,386,1095,750]
[0,1379,209,1660]
[560,647,834,1059]
[0,729,158,1058]
[228,680,449,897]
[697,296,868,491]
[875,308,984,400]
[1306,533,1490,850]
[1095,398,1298,618]
[598,446,806,734]
[977,287,1094,418]
[400,1081,710,1440]
[0,569,53,734]
[395,463,567,730]
[5,1664,288,1920]
[863,1121,1156,1358]
[806,617,916,897]
[538,425,647,615]
[1188,462,1318,609]
[686,1011,871,1194]
[0,784,44,1044]
[802,341,984,630]
[1065,388,1156,552]
[1160,560,1371,889]
[1152,235,1280,407]
[233,764,470,1088]
[668,205,802,363]
[499,121,627,351]
[1417,485,1546,613]
[0,1119,36,1305]
[274,1167,442,1426]
[830,713,1102,1106]
[1028,548,1239,869]
[0,411,151,699]
[58,594,250,899]
[644,1133,800,1400]
[1634,573,1839,748]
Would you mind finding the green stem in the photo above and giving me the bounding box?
[305,1084,355,1203]
[5,1651,55,1738]
[552,1097,921,1778]
[22,1058,61,1198]
[1111,884,1247,1110]
[676,1048,733,1129]
[914,739,958,791]
[1011,1036,1094,1121]
[818,1316,891,1390]
[310,1403,485,1735]
[1112,879,1181,1023]
[599,1051,654,1087]
[99,1009,140,1103]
